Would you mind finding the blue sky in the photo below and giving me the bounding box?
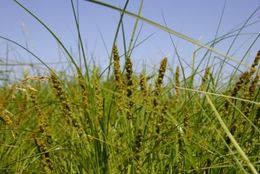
[0,0,260,77]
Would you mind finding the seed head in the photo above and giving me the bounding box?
[175,66,180,95]
[113,45,123,89]
[200,67,211,91]
[155,57,167,95]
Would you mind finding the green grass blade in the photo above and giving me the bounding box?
[205,94,258,174]
[127,0,144,57]
[0,36,52,71]
[84,0,251,68]
[70,0,90,80]
[106,0,130,80]
[14,0,81,73]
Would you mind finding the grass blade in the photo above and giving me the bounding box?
[205,94,258,174]
[84,0,251,68]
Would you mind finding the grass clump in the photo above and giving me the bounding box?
[0,1,259,173]
[1,51,259,174]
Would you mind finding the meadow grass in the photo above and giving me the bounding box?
[0,1,259,174]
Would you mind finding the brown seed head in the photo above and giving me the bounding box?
[249,50,260,75]
[200,67,211,91]
[155,57,167,95]
[175,66,180,95]
[139,73,147,96]
[113,45,123,90]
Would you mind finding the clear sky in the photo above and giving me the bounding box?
[0,0,260,77]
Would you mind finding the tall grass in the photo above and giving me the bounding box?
[0,1,259,173]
